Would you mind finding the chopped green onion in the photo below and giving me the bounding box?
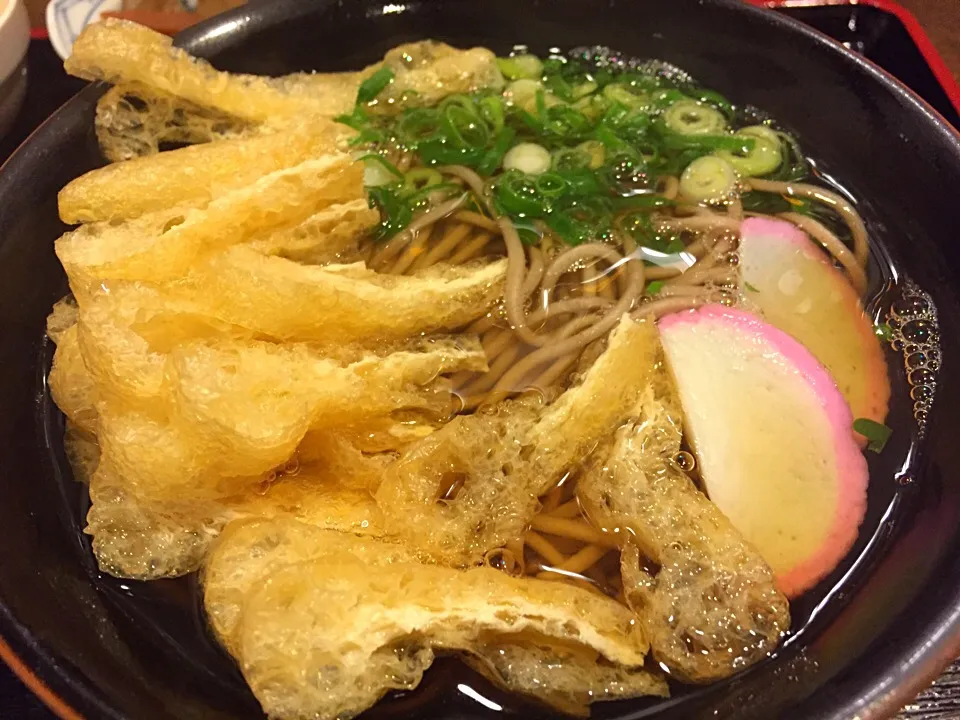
[692,88,735,117]
[356,67,395,104]
[646,280,665,295]
[397,108,442,145]
[679,155,739,203]
[367,184,413,240]
[662,100,728,136]
[743,280,760,293]
[657,127,756,154]
[494,172,548,217]
[552,147,592,172]
[664,237,686,253]
[543,105,592,140]
[716,127,782,177]
[403,168,443,193]
[740,125,781,145]
[503,142,552,175]
[504,78,543,110]
[875,322,894,342]
[417,137,485,166]
[534,172,568,197]
[358,153,404,187]
[853,418,893,453]
[478,95,506,134]
[477,127,517,176]
[572,80,598,99]
[578,140,606,169]
[442,104,490,148]
[602,83,649,109]
[497,54,544,80]
[404,182,462,209]
[650,89,690,109]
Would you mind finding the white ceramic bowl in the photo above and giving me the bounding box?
[0,0,28,140]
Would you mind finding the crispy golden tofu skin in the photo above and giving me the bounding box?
[203,518,404,653]
[578,378,791,683]
[58,123,352,224]
[89,465,384,580]
[79,326,478,578]
[465,642,668,717]
[245,198,378,265]
[57,153,364,289]
[177,250,508,343]
[66,20,503,161]
[203,518,654,720]
[92,335,484,504]
[376,316,659,565]
[93,83,253,162]
[48,323,98,435]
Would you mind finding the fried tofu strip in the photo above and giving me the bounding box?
[67,20,503,130]
[203,518,652,720]
[578,381,791,683]
[203,518,407,653]
[56,153,363,289]
[66,20,317,123]
[88,464,384,580]
[94,82,253,162]
[48,324,99,434]
[376,316,659,565]
[58,123,352,224]
[91,335,485,503]
[245,198,377,264]
[75,285,250,405]
[466,642,668,717]
[180,249,508,343]
[75,259,502,406]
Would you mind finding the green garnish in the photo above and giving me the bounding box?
[497,54,543,81]
[875,322,894,342]
[336,51,813,243]
[743,281,760,293]
[853,418,893,453]
[356,67,395,104]
[646,280,665,295]
[357,153,404,181]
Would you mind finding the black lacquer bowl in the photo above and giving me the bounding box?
[2,1,960,718]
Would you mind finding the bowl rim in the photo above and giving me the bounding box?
[1,1,960,718]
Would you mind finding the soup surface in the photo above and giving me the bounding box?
[42,18,934,720]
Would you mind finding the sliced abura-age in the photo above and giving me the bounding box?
[202,518,660,720]
[56,153,364,290]
[180,248,508,344]
[87,464,385,581]
[659,305,869,598]
[57,122,354,225]
[66,20,504,129]
[739,217,890,426]
[90,335,485,504]
[376,316,659,565]
[578,380,790,683]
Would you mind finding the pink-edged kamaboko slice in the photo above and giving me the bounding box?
[739,216,890,427]
[659,305,869,598]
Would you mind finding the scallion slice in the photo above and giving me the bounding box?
[853,418,893,453]
[356,67,395,104]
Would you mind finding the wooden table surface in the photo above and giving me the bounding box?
[899,0,960,80]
